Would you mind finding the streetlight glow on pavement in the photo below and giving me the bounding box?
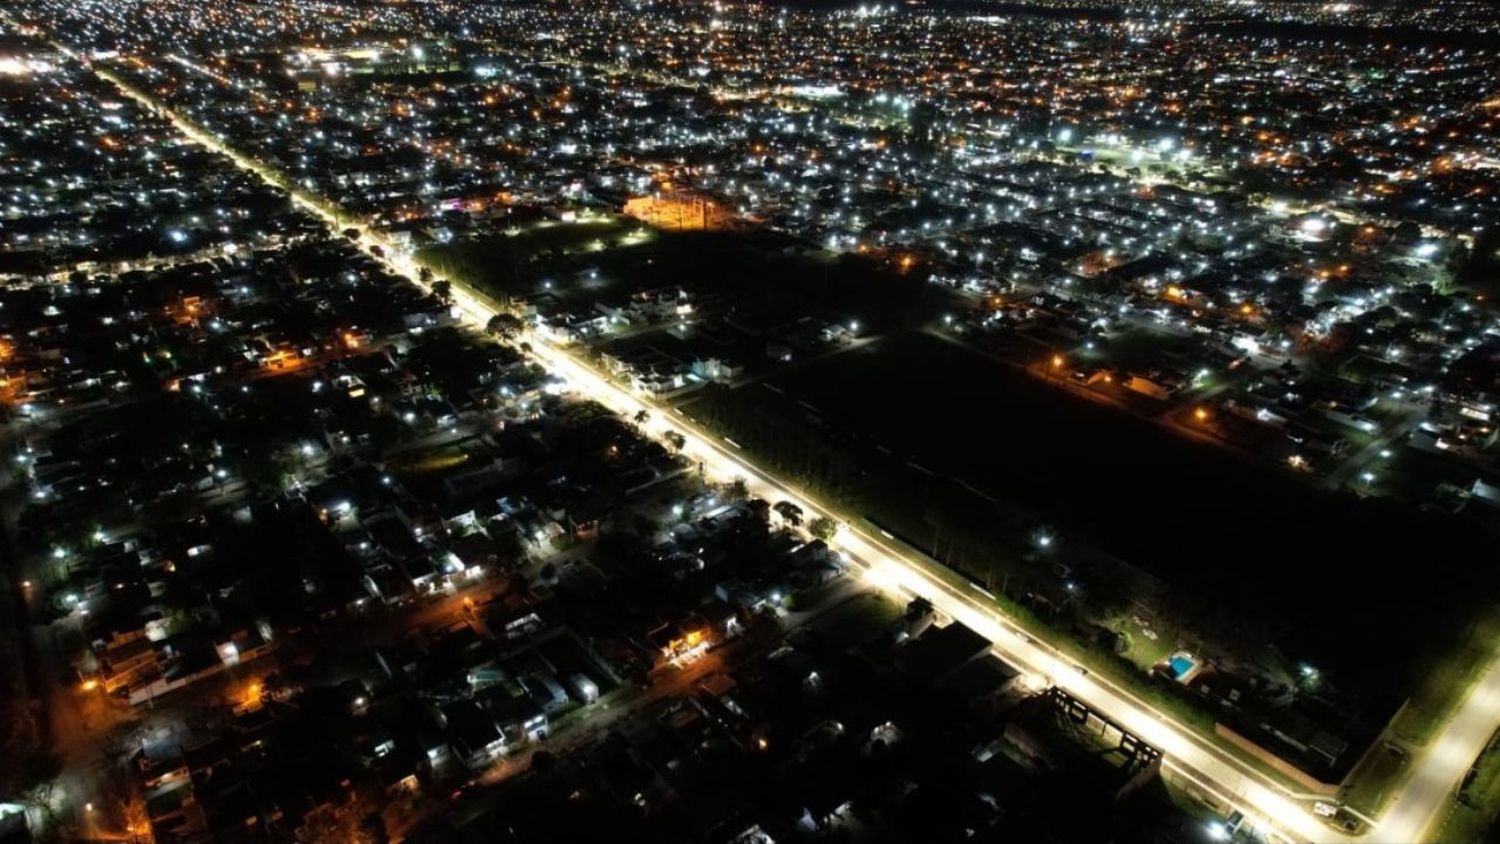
[67,44,1500,843]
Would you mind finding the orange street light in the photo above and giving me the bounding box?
[1194,406,1210,422]
[1051,355,1064,369]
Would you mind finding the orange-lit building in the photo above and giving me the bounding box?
[650,615,715,666]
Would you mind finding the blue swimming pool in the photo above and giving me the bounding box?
[1168,655,1196,679]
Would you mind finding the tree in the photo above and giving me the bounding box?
[430,279,452,304]
[633,408,650,427]
[629,513,660,538]
[301,794,386,844]
[495,531,529,567]
[809,516,838,542]
[663,430,686,452]
[486,313,524,340]
[120,795,152,844]
[773,501,804,528]
[1456,225,1500,294]
[359,812,389,844]
[8,754,63,829]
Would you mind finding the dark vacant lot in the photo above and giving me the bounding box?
[441,223,1488,706]
[424,225,945,331]
[686,330,1495,700]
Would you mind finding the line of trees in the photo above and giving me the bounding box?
[685,387,867,506]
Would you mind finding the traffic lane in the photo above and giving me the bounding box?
[77,63,1342,843]
[525,340,1335,843]
[1380,655,1500,842]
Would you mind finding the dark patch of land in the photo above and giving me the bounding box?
[683,329,1494,703]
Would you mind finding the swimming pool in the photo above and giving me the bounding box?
[1168,654,1196,680]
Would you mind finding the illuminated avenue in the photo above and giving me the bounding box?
[1,2,1499,843]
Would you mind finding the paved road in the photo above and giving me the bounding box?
[80,60,1341,842]
[62,42,1500,843]
[525,337,1342,844]
[1380,656,1500,842]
